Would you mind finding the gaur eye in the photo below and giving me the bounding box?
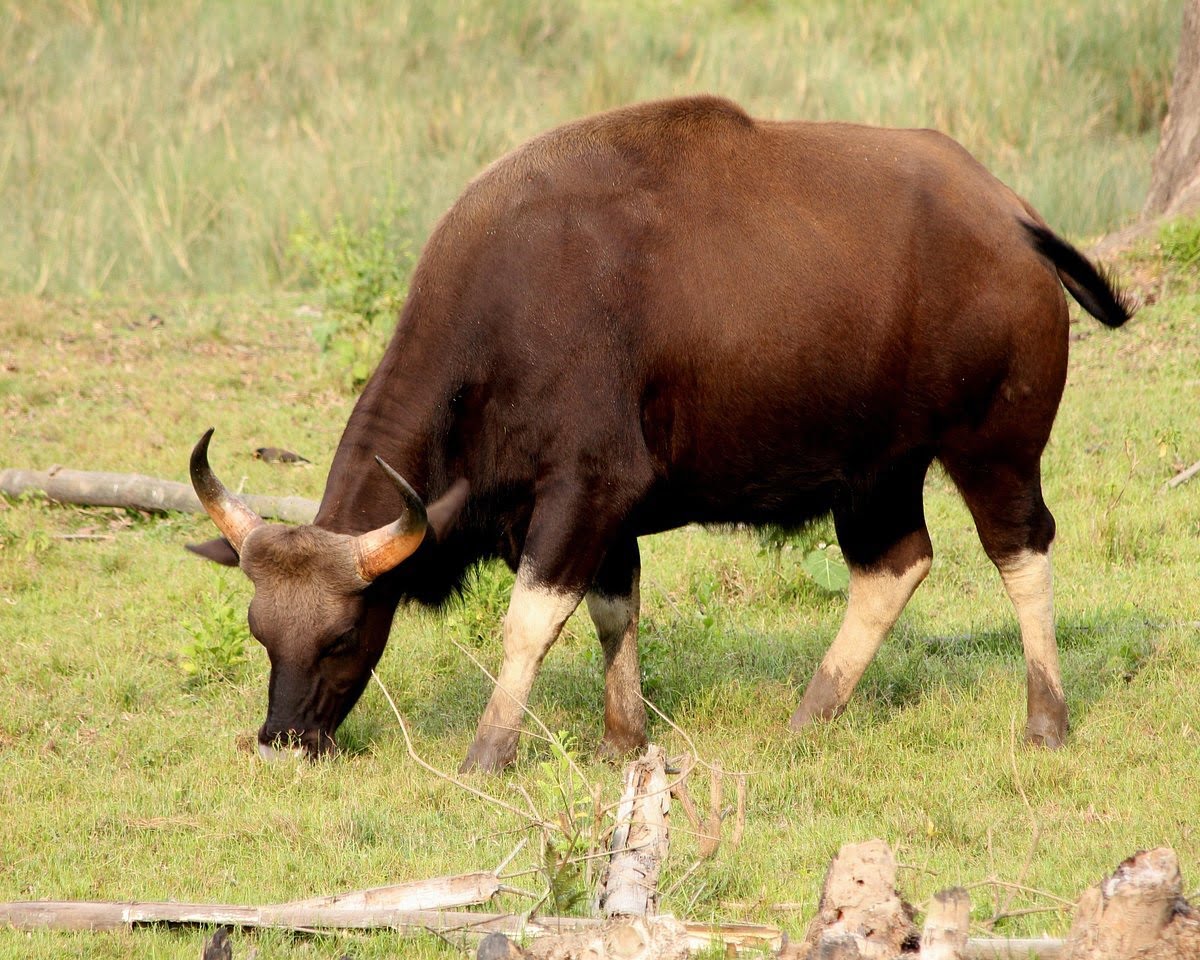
[323,629,357,658]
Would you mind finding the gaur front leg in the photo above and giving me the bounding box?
[460,567,581,774]
[585,538,647,760]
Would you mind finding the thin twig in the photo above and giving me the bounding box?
[660,858,704,902]
[370,671,550,829]
[961,878,1075,908]
[449,637,593,794]
[640,692,753,777]
[493,837,528,876]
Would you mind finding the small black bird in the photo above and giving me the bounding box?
[476,932,528,959]
[253,446,310,465]
[201,926,233,960]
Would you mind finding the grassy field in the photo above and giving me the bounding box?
[2,1,1199,958]
[0,0,1183,294]
[2,255,1199,959]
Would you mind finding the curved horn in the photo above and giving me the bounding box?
[352,457,429,582]
[190,428,265,553]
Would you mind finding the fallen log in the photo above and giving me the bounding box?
[0,900,594,938]
[0,467,318,523]
[0,898,781,955]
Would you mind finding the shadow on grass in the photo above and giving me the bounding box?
[373,603,1165,762]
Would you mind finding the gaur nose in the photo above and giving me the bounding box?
[257,726,339,760]
[257,740,307,761]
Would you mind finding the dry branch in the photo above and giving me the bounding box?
[963,941,1063,959]
[0,466,317,523]
[282,871,500,912]
[1164,458,1200,491]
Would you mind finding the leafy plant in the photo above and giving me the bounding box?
[802,542,851,593]
[532,731,599,916]
[444,561,515,647]
[289,200,414,390]
[180,589,251,688]
[756,520,851,593]
[1158,216,1200,271]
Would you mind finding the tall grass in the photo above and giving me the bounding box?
[0,0,1184,295]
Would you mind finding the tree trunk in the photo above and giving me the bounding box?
[1144,0,1200,219]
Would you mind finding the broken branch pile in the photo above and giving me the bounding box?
[0,747,1196,959]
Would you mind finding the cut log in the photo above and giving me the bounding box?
[0,467,317,524]
[801,840,919,959]
[600,746,671,919]
[1061,847,1200,959]
[921,889,970,960]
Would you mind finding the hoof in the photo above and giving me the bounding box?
[459,743,515,774]
[1025,715,1068,749]
[788,699,843,732]
[596,735,647,764]
[790,669,846,731]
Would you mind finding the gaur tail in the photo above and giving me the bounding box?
[1021,219,1135,328]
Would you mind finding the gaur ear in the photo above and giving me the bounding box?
[186,537,240,567]
[427,479,470,543]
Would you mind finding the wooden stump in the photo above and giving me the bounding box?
[920,889,970,960]
[801,840,919,959]
[600,746,671,919]
[1062,848,1200,959]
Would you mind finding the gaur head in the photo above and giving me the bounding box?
[188,428,428,760]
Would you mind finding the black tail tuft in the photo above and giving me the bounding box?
[1022,220,1135,328]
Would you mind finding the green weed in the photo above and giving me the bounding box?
[1159,216,1200,271]
[179,587,251,689]
[289,201,413,389]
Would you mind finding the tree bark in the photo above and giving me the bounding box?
[1144,0,1200,219]
[600,746,671,919]
[921,888,970,960]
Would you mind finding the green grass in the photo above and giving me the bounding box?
[1,254,1199,957]
[1,1,1197,956]
[0,0,1183,294]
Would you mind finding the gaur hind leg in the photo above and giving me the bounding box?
[585,537,647,761]
[944,456,1066,748]
[791,459,933,729]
